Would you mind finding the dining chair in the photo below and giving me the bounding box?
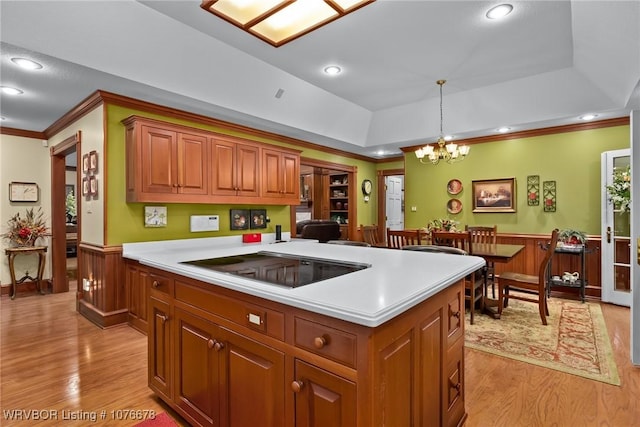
[431,230,473,253]
[326,240,371,247]
[386,228,424,249]
[403,240,484,324]
[497,229,559,325]
[361,224,383,247]
[466,225,498,298]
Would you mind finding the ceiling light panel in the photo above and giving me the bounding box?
[201,0,375,47]
[0,86,24,95]
[11,57,43,70]
[486,4,513,19]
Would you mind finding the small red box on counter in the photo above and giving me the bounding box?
[242,233,262,243]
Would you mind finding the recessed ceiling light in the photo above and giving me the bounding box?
[486,4,513,19]
[324,65,342,75]
[579,114,598,121]
[11,57,43,70]
[497,127,511,133]
[0,86,24,95]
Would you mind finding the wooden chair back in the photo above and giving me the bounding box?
[497,229,559,325]
[466,225,497,245]
[361,224,382,246]
[386,228,423,249]
[431,230,473,254]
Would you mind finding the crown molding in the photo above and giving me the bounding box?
[0,126,47,139]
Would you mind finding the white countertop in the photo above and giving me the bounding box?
[123,234,485,327]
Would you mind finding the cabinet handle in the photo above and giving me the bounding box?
[291,380,304,393]
[213,341,225,351]
[314,336,327,349]
[607,226,612,244]
[158,314,168,324]
[207,339,215,349]
[152,280,160,288]
[451,310,461,319]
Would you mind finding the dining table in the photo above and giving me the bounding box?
[470,243,525,318]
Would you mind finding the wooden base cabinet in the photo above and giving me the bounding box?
[144,265,466,427]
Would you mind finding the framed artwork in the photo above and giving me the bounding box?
[89,176,98,196]
[527,175,540,206]
[89,150,98,172]
[9,181,39,202]
[145,206,167,227]
[65,184,75,197]
[82,177,90,196]
[543,180,557,212]
[472,178,516,213]
[447,198,462,214]
[82,154,90,173]
[447,179,463,195]
[230,209,250,230]
[250,209,267,229]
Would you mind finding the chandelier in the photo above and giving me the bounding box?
[415,80,470,165]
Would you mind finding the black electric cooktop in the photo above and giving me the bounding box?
[181,251,370,288]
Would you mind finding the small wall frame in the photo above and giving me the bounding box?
[527,175,540,206]
[543,180,556,212]
[230,209,250,230]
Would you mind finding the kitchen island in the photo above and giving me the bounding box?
[123,235,485,427]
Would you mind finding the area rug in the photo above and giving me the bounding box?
[133,412,177,427]
[465,297,621,385]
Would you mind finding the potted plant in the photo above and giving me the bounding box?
[557,229,587,247]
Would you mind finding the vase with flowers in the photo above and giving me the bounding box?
[426,218,459,233]
[2,207,49,247]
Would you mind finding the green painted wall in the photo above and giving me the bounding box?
[105,105,380,244]
[404,125,630,234]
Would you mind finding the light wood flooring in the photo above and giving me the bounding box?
[1,287,639,426]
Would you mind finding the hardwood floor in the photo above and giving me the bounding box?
[2,286,639,426]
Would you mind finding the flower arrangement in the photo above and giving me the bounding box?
[606,165,631,212]
[557,229,587,247]
[2,207,49,246]
[426,218,459,232]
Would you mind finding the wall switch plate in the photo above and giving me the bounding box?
[190,215,219,232]
[82,278,91,291]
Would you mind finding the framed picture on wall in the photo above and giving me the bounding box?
[472,178,516,213]
[82,177,89,196]
[89,176,98,196]
[230,209,250,230]
[89,150,98,172]
[250,209,267,229]
[82,154,90,173]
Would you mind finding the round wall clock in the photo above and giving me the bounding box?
[361,179,372,202]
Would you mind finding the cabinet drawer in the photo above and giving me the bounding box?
[149,272,173,300]
[175,280,284,341]
[445,338,465,427]
[446,281,463,348]
[294,317,357,368]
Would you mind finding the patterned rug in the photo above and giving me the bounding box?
[465,296,620,385]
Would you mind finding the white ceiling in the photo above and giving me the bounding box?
[1,0,639,159]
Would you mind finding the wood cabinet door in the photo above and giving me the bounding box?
[178,132,208,195]
[141,125,177,194]
[174,308,221,427]
[281,151,300,199]
[261,148,283,198]
[126,262,148,333]
[293,360,356,427]
[219,327,285,427]
[235,142,260,197]
[210,138,237,196]
[148,298,172,402]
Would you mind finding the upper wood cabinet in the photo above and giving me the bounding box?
[262,148,300,202]
[123,116,300,205]
[210,136,260,198]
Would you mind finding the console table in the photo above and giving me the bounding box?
[547,244,589,302]
[5,246,47,300]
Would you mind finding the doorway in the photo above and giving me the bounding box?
[50,132,81,296]
[376,168,405,239]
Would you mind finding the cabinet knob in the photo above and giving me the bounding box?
[291,380,304,393]
[152,280,160,288]
[314,336,327,349]
[451,310,461,319]
[213,341,225,351]
[158,314,168,324]
[207,339,215,349]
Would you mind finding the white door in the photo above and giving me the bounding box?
[385,176,404,230]
[601,149,631,306]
